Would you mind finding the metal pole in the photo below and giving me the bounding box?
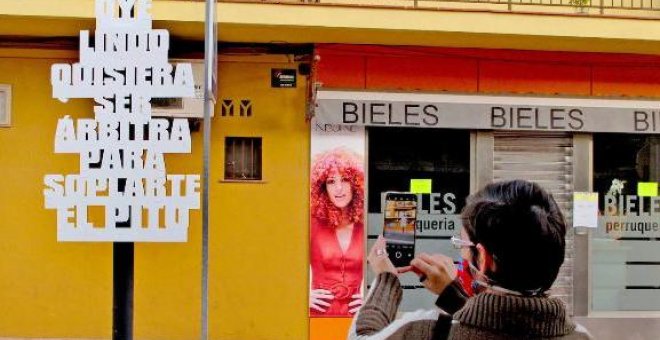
[113,5,137,340]
[201,0,216,339]
[113,242,134,340]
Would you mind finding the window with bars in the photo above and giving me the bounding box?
[225,137,262,180]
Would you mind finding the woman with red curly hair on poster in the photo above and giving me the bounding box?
[309,147,365,317]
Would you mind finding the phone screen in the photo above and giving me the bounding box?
[383,193,417,267]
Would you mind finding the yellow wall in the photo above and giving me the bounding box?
[0,49,112,338]
[0,50,310,339]
[134,55,310,340]
[211,56,309,339]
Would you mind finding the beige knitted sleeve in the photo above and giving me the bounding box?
[355,273,402,335]
[347,272,439,340]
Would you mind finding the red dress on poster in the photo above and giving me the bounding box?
[310,218,364,316]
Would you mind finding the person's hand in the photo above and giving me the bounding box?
[367,236,397,275]
[410,253,457,295]
[309,289,334,313]
[348,292,362,314]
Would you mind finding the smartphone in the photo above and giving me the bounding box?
[383,192,417,267]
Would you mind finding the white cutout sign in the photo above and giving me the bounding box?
[44,0,200,242]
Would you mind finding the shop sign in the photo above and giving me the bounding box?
[391,192,459,236]
[271,69,297,88]
[370,192,459,240]
[596,194,660,238]
[316,90,660,134]
[44,0,200,242]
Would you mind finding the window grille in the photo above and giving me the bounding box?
[225,137,262,180]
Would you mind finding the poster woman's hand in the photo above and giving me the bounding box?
[348,280,364,314]
[348,292,362,314]
[310,289,334,313]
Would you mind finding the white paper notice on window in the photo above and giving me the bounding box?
[573,192,599,228]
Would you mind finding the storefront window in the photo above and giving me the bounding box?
[592,134,660,311]
[367,127,470,311]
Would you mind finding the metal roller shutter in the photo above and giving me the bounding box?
[493,131,574,314]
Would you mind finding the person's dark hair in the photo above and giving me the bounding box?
[461,179,566,294]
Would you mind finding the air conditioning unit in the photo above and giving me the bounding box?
[151,59,209,118]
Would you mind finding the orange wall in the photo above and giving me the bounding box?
[316,45,660,98]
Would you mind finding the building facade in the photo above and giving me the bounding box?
[311,44,660,339]
[2,0,660,339]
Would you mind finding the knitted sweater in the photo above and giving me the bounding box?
[348,273,592,340]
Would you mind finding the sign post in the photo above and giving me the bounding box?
[45,1,200,339]
[113,242,134,340]
[201,0,218,339]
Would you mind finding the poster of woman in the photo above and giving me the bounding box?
[309,123,365,317]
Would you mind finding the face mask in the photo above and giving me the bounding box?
[461,251,501,296]
[467,258,491,295]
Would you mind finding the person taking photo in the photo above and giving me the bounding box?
[349,180,592,340]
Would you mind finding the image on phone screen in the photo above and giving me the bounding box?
[383,193,417,267]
